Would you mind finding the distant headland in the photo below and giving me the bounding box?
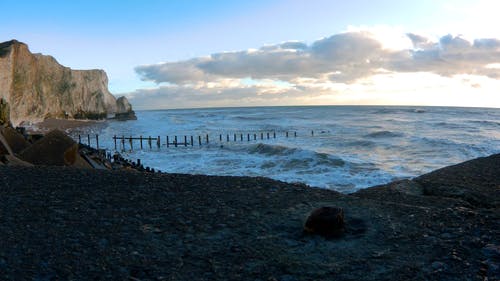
[0,39,136,127]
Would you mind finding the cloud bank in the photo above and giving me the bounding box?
[130,30,500,109]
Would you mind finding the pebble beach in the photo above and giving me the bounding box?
[1,153,499,280]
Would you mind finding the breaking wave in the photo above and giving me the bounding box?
[364,130,404,138]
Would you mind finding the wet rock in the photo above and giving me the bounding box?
[304,206,345,238]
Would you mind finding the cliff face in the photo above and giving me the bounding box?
[0,40,135,126]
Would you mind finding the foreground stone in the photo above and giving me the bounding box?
[304,207,345,238]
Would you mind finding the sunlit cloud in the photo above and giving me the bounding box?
[130,29,500,109]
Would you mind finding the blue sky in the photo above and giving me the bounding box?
[2,0,500,108]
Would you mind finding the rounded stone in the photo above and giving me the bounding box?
[304,206,345,238]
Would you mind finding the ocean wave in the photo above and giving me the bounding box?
[249,143,297,156]
[346,140,376,147]
[364,131,403,138]
[233,115,269,121]
[249,143,345,170]
[435,122,462,129]
[469,120,500,127]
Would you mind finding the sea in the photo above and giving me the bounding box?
[66,106,500,193]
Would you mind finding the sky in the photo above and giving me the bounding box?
[2,0,500,109]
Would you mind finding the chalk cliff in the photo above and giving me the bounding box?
[0,40,136,126]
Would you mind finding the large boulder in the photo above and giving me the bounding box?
[0,126,29,154]
[19,129,91,168]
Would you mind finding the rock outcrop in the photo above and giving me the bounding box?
[0,40,136,126]
[0,98,10,125]
[114,96,137,120]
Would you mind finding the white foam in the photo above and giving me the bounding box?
[82,106,500,193]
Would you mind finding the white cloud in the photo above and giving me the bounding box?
[130,30,500,109]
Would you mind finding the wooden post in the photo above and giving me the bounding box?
[206,134,209,144]
[254,134,256,140]
[174,136,178,147]
[87,134,90,146]
[129,136,133,150]
[227,134,229,142]
[166,136,169,147]
[294,131,297,137]
[273,131,276,138]
[114,135,117,150]
[96,134,99,149]
[157,136,160,148]
[234,134,237,141]
[219,134,222,142]
[184,136,187,147]
[240,134,243,141]
[261,133,263,140]
[198,135,202,146]
[137,159,141,166]
[191,136,194,146]
[122,135,125,150]
[140,135,143,149]
[247,134,250,141]
[78,135,81,144]
[311,130,314,136]
[148,136,152,149]
[286,131,289,138]
[267,132,270,139]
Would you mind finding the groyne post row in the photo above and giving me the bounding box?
[78,134,101,149]
[79,131,310,151]
[111,136,161,150]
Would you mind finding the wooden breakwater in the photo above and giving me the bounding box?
[77,130,319,151]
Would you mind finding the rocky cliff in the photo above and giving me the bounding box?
[0,40,136,126]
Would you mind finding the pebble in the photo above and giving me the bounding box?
[482,244,500,259]
[431,261,446,271]
[98,238,109,250]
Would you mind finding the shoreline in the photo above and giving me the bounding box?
[23,118,106,134]
[0,153,499,280]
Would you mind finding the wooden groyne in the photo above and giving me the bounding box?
[112,130,299,150]
[77,130,314,151]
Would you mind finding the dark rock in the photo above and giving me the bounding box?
[304,206,345,238]
[113,111,137,121]
[1,126,30,154]
[19,129,90,168]
[4,154,34,167]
